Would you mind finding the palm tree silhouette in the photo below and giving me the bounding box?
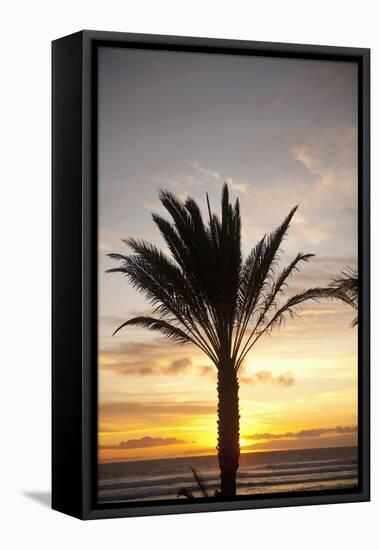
[107,184,330,497]
[328,268,358,326]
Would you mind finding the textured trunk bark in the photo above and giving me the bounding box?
[217,359,240,497]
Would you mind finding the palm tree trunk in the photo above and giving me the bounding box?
[217,359,240,497]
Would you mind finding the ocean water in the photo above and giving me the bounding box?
[98,446,358,503]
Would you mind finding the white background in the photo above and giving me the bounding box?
[1,1,376,548]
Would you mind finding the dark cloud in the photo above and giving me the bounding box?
[100,340,211,377]
[240,369,295,387]
[165,358,192,375]
[100,341,194,377]
[245,425,357,441]
[254,371,272,383]
[243,432,358,452]
[274,373,295,387]
[198,365,217,379]
[100,435,186,450]
[101,341,295,389]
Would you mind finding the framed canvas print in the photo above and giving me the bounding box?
[52,30,370,520]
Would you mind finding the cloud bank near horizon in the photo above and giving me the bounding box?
[100,436,186,450]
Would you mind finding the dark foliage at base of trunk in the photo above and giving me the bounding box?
[177,467,220,499]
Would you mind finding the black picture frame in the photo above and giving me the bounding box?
[52,30,370,520]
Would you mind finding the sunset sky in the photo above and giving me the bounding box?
[98,46,358,463]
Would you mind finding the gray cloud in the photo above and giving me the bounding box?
[165,358,192,375]
[243,433,358,452]
[100,435,186,450]
[245,425,357,441]
[100,339,199,377]
[240,369,295,387]
[101,341,295,390]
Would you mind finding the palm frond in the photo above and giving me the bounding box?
[151,213,190,271]
[328,267,358,327]
[112,316,193,344]
[190,467,210,497]
[236,287,331,369]
[268,287,333,328]
[106,253,183,320]
[233,206,298,361]
[253,252,315,332]
[177,467,217,499]
[177,487,195,499]
[108,185,336,372]
[330,268,358,300]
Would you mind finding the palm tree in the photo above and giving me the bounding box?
[107,184,330,498]
[328,268,358,326]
